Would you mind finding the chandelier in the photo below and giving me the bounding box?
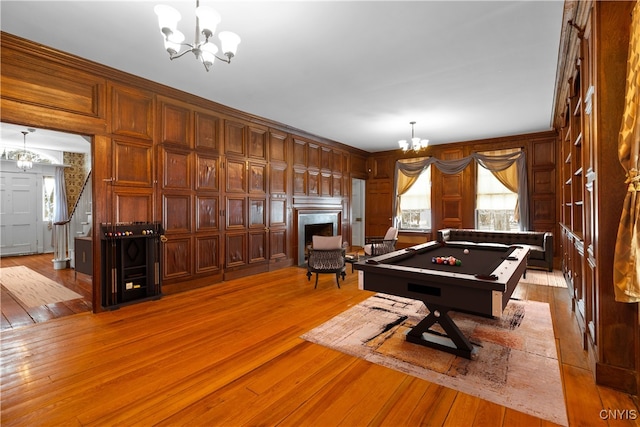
[154,1,241,72]
[398,121,429,152]
[16,129,34,171]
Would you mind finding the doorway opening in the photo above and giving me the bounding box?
[0,122,93,328]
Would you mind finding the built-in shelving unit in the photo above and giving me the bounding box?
[556,1,639,395]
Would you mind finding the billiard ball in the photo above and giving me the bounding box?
[463,249,470,254]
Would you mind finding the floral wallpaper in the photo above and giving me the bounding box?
[63,152,90,215]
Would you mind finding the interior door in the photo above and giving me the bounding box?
[351,178,365,246]
[0,172,38,256]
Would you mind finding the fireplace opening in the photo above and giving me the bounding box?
[297,211,340,266]
[304,222,333,249]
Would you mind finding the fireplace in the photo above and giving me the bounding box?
[304,223,333,247]
[297,211,340,266]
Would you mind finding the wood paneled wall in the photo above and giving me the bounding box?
[366,131,558,250]
[0,32,368,308]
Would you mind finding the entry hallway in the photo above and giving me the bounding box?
[1,265,638,426]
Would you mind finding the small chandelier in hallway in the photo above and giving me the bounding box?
[16,129,34,171]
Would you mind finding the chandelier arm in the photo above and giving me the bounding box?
[214,54,232,64]
[168,44,198,60]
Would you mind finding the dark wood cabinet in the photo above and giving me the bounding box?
[100,223,162,308]
[74,237,93,277]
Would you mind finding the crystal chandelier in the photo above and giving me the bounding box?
[16,129,34,171]
[398,121,429,152]
[154,1,241,72]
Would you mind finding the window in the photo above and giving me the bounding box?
[399,166,431,230]
[476,150,520,231]
[43,176,55,221]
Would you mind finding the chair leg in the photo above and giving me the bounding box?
[335,273,341,288]
[314,273,319,289]
[306,271,312,281]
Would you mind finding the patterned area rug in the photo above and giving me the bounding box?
[301,294,567,426]
[0,266,83,308]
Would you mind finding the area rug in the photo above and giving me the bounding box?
[0,266,83,308]
[301,294,568,426]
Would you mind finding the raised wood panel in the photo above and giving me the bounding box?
[321,147,332,171]
[249,162,266,194]
[160,102,190,147]
[308,170,319,196]
[195,112,220,152]
[442,199,462,221]
[226,159,246,193]
[195,234,220,273]
[113,139,152,186]
[226,233,246,267]
[1,48,104,119]
[248,126,267,160]
[293,139,306,167]
[161,149,191,190]
[249,198,266,228]
[114,190,153,223]
[225,120,245,156]
[269,198,286,227]
[441,148,464,161]
[321,173,332,196]
[269,131,287,162]
[333,151,343,173]
[532,197,555,223]
[371,156,393,179]
[249,231,267,263]
[196,195,219,231]
[308,144,320,170]
[111,85,153,140]
[293,169,306,195]
[533,169,555,194]
[196,155,219,191]
[366,180,393,237]
[532,139,556,166]
[270,164,286,194]
[442,174,463,196]
[351,154,368,177]
[269,229,287,259]
[226,197,246,229]
[163,194,191,234]
[332,175,342,197]
[163,236,191,279]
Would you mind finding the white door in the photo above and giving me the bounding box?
[351,178,366,247]
[0,172,38,256]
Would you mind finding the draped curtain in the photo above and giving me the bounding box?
[53,166,70,262]
[613,1,640,303]
[394,150,529,230]
[477,149,523,222]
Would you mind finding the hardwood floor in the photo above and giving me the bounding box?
[1,264,638,426]
[1,254,92,329]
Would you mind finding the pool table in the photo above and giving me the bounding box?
[353,240,529,359]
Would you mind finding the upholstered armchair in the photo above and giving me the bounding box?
[364,227,398,256]
[306,235,347,289]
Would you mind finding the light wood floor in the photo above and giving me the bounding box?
[1,254,92,329]
[1,260,638,426]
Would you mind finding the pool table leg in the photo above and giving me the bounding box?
[406,304,478,360]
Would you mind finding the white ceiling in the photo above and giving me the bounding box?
[0,1,565,153]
